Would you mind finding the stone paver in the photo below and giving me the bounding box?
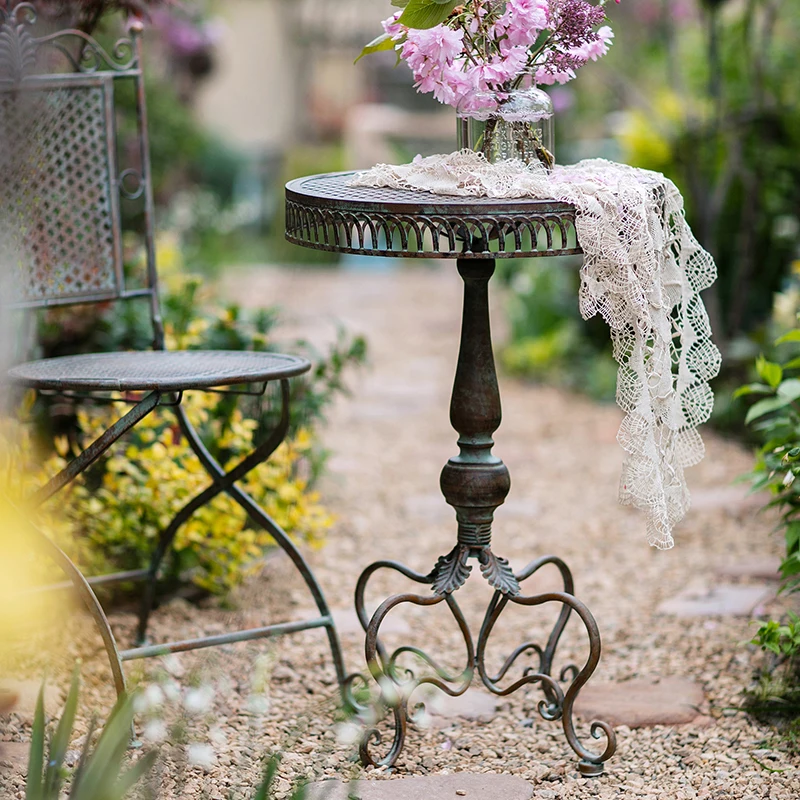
[315,607,411,636]
[715,558,782,581]
[306,773,533,800]
[0,689,17,715]
[0,681,62,724]
[690,486,765,513]
[423,687,499,726]
[574,677,706,727]
[656,584,774,617]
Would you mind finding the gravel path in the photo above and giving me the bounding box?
[2,263,798,799]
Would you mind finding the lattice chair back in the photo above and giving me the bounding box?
[0,2,162,343]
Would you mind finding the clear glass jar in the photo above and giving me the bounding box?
[457,86,555,169]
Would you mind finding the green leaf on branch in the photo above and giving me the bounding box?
[756,355,783,389]
[778,379,800,402]
[355,33,399,64]
[745,379,800,424]
[398,0,460,29]
[776,330,800,344]
[733,382,772,399]
[746,397,790,425]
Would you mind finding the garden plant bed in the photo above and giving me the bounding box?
[1,265,798,799]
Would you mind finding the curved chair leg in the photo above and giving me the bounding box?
[23,515,126,697]
[136,390,289,644]
[136,381,347,690]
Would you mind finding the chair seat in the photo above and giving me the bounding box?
[7,350,311,392]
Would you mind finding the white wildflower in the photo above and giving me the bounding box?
[142,719,168,743]
[377,677,400,708]
[411,705,432,729]
[183,685,214,715]
[334,721,363,746]
[162,678,181,703]
[161,653,185,677]
[187,743,216,768]
[246,694,270,715]
[133,683,164,713]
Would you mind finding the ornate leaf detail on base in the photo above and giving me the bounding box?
[429,545,472,595]
[479,549,520,596]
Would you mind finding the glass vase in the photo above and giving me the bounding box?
[457,86,555,169]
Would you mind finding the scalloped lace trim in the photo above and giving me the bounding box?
[352,151,721,549]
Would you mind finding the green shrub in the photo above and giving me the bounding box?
[737,345,800,595]
[16,262,365,594]
[739,338,800,741]
[499,259,618,402]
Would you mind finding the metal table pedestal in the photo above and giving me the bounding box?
[285,173,616,775]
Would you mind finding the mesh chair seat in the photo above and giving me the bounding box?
[8,350,310,392]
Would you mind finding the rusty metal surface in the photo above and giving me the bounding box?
[343,257,615,774]
[285,172,581,258]
[8,350,311,392]
[0,3,144,309]
[2,3,348,695]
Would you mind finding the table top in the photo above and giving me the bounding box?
[285,171,581,260]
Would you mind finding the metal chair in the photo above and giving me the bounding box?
[0,2,346,695]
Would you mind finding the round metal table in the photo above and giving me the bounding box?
[285,172,616,775]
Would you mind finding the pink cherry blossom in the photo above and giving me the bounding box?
[571,24,614,61]
[369,0,615,108]
[381,11,404,40]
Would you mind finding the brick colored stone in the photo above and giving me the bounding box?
[575,677,706,727]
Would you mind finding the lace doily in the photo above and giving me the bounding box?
[351,151,721,548]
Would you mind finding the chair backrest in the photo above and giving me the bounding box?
[0,2,163,345]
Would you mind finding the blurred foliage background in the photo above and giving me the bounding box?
[5,0,800,605]
[499,0,800,425]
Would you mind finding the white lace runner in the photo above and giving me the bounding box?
[351,152,721,549]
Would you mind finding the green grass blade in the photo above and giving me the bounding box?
[44,666,80,796]
[25,684,46,800]
[70,715,97,797]
[107,750,158,800]
[253,754,281,800]
[69,694,133,800]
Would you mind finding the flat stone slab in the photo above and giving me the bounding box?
[715,559,782,581]
[0,688,18,715]
[297,608,410,636]
[423,687,499,726]
[690,486,765,512]
[0,681,62,723]
[656,584,773,617]
[305,774,533,800]
[575,677,705,727]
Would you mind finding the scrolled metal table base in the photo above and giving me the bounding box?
[346,257,616,775]
[350,554,615,776]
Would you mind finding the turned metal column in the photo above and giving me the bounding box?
[285,172,615,774]
[433,258,519,596]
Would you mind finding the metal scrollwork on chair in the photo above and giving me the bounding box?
[0,2,137,80]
